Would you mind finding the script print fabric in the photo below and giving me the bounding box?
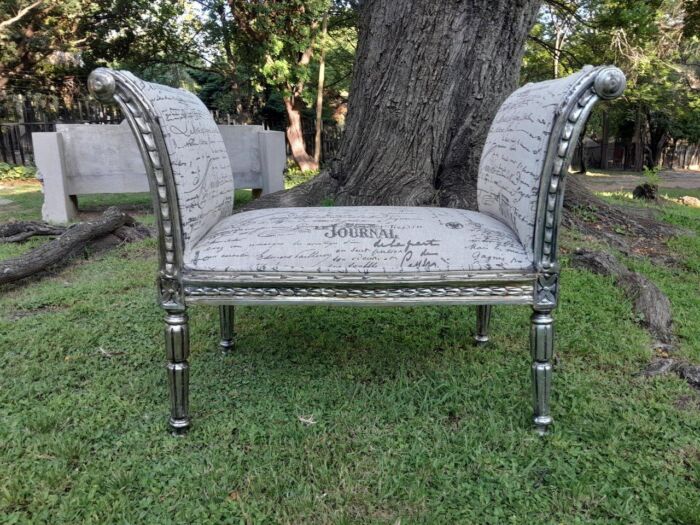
[124,72,235,249]
[477,67,591,259]
[184,206,533,273]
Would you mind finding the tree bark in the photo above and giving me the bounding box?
[0,207,148,285]
[0,221,65,243]
[330,0,542,208]
[246,0,541,210]
[284,96,319,172]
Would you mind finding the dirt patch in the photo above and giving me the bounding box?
[0,180,41,189]
[579,170,700,193]
[564,177,684,266]
[6,304,67,321]
[77,204,152,221]
[674,394,700,411]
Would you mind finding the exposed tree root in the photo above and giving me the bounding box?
[0,207,150,286]
[640,358,700,392]
[237,170,339,212]
[571,248,673,345]
[570,248,700,392]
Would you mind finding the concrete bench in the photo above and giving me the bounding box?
[33,121,285,223]
[87,65,626,434]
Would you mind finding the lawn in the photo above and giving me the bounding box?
[1,181,700,524]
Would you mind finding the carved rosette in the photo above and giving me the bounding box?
[159,276,185,310]
[534,273,558,310]
[88,68,183,307]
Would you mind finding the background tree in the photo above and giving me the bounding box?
[0,0,91,94]
[0,0,195,114]
[523,0,700,170]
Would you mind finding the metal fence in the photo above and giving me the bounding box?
[301,126,343,162]
[0,122,57,165]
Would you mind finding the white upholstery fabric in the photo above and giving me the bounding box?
[184,206,533,273]
[123,72,235,248]
[477,67,592,259]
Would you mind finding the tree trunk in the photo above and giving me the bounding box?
[314,14,329,165]
[646,109,669,169]
[240,0,676,258]
[633,105,644,171]
[668,138,677,169]
[329,0,542,208]
[553,28,564,78]
[243,0,540,210]
[600,111,609,170]
[284,96,319,172]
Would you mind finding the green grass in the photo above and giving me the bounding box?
[1,184,700,523]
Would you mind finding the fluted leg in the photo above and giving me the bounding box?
[165,310,190,433]
[474,305,492,345]
[219,305,235,353]
[530,310,554,434]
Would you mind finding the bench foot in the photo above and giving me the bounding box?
[219,305,235,353]
[165,310,190,433]
[474,305,492,345]
[531,310,554,434]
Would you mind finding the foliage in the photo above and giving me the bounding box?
[284,162,320,188]
[2,0,698,169]
[1,183,700,523]
[643,165,662,185]
[0,162,36,180]
[0,0,198,100]
[525,0,700,166]
[0,0,92,93]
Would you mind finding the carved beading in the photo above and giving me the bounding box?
[540,84,597,270]
[88,68,183,307]
[184,285,534,299]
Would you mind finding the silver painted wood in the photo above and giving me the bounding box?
[219,305,235,353]
[87,66,626,434]
[164,310,190,433]
[474,305,492,345]
[530,310,554,434]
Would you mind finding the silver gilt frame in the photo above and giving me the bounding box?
[88,65,626,435]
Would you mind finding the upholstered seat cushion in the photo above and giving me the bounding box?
[183,206,533,274]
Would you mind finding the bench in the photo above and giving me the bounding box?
[32,121,285,223]
[87,65,626,434]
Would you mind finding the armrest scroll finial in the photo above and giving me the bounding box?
[87,68,117,103]
[593,66,626,100]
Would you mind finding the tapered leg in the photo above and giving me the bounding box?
[474,305,492,345]
[165,310,190,433]
[530,310,554,434]
[219,305,235,353]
